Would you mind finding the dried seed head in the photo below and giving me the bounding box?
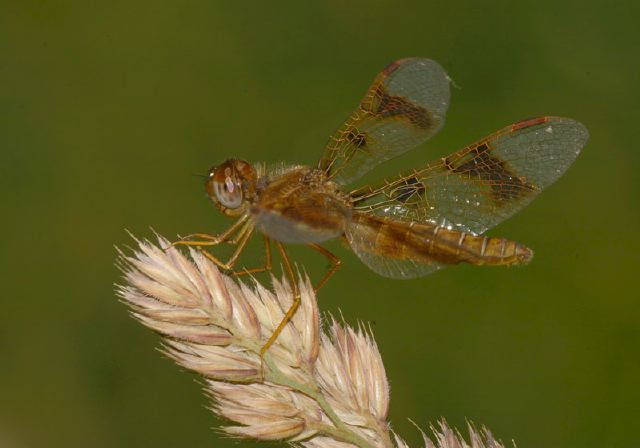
[116,234,510,448]
[317,320,390,425]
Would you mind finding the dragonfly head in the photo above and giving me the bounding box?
[206,159,257,216]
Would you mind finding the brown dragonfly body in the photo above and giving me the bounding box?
[249,164,530,269]
[174,58,588,353]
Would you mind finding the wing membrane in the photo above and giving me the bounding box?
[352,116,589,235]
[345,216,444,279]
[346,230,445,278]
[319,58,450,186]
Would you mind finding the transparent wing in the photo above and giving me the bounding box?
[318,58,450,186]
[345,218,444,279]
[351,116,589,235]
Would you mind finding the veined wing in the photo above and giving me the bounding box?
[351,116,589,236]
[318,58,450,186]
[345,214,446,279]
[346,229,445,279]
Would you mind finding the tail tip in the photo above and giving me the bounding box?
[516,244,534,264]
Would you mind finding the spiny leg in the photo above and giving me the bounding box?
[198,223,254,270]
[260,241,300,356]
[225,218,254,245]
[169,215,248,249]
[233,236,273,277]
[308,243,341,292]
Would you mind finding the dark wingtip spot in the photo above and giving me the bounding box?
[446,143,535,203]
[371,86,433,130]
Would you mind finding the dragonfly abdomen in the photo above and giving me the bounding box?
[420,225,533,266]
[350,214,532,267]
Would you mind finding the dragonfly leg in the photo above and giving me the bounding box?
[198,224,254,271]
[232,236,273,277]
[169,215,249,248]
[225,219,255,245]
[308,243,341,292]
[260,241,300,356]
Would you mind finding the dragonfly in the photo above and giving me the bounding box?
[173,57,588,354]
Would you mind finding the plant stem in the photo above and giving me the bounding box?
[262,354,380,448]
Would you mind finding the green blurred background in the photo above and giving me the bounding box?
[2,1,639,447]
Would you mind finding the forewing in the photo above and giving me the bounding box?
[319,58,450,186]
[352,117,589,235]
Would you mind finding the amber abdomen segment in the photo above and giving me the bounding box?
[348,213,533,267]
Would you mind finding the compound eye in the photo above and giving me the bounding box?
[213,175,243,209]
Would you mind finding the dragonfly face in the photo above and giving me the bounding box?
[205,158,257,217]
